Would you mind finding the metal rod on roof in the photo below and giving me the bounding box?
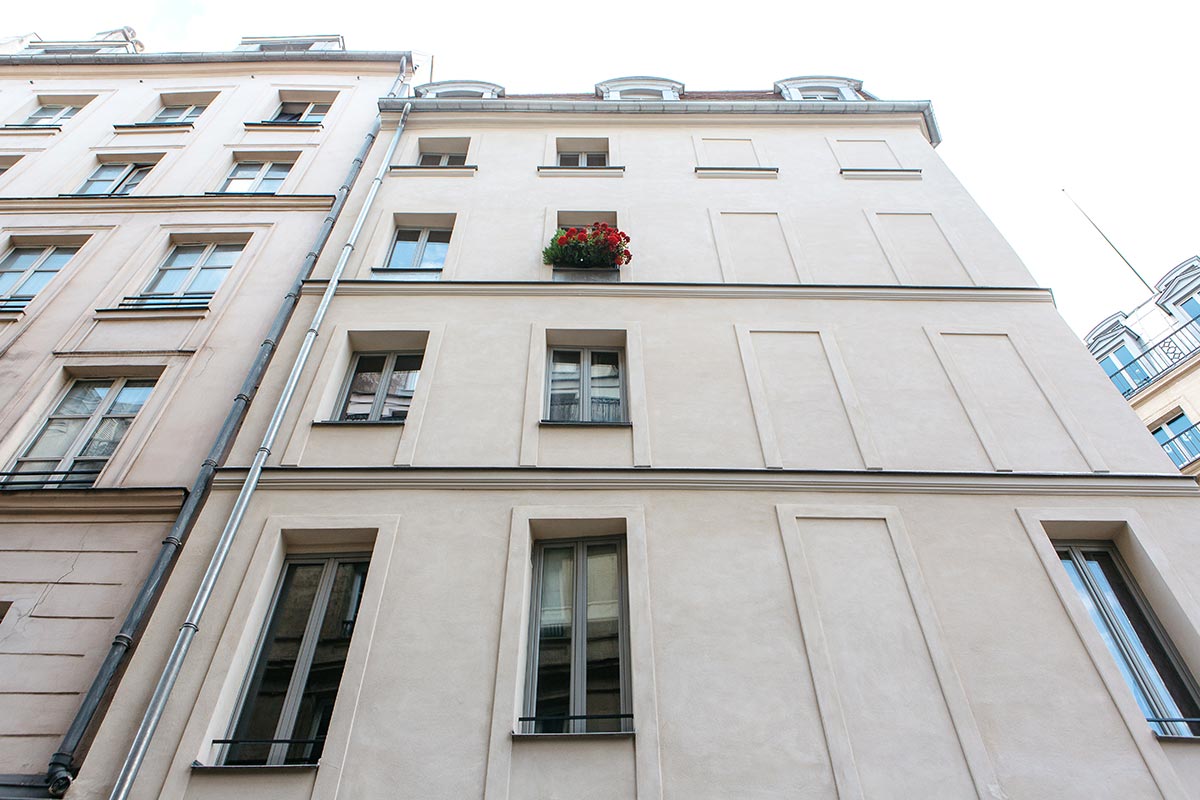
[1063,188,1154,293]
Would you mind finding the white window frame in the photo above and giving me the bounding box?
[1056,541,1200,738]
[269,101,330,124]
[544,347,626,423]
[417,152,467,167]
[0,245,78,311]
[151,103,207,124]
[376,227,452,279]
[21,104,80,126]
[219,554,370,766]
[217,160,293,194]
[75,162,155,196]
[6,377,155,488]
[557,151,608,168]
[335,351,423,422]
[522,536,632,734]
[129,241,245,307]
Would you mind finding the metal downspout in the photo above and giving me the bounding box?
[106,101,412,800]
[44,60,410,800]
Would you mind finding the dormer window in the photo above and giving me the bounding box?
[415,81,505,100]
[595,77,683,101]
[774,76,865,102]
[236,35,345,52]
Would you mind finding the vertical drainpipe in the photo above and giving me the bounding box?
[44,58,411,798]
[104,100,412,800]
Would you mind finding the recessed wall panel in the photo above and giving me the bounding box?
[877,212,971,284]
[720,213,796,283]
[831,139,901,169]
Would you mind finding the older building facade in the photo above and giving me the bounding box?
[0,30,410,798]
[1086,256,1200,480]
[73,75,1200,799]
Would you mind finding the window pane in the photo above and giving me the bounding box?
[535,546,574,733]
[0,273,19,295]
[305,103,331,122]
[386,231,420,270]
[25,418,88,458]
[446,154,466,166]
[380,355,422,421]
[274,103,307,122]
[285,561,369,764]
[144,267,188,295]
[585,544,622,731]
[164,245,205,268]
[419,153,442,166]
[204,244,245,267]
[266,163,293,179]
[548,351,581,421]
[1,249,43,274]
[558,153,580,167]
[13,272,54,297]
[184,105,207,122]
[341,355,386,420]
[226,563,325,765]
[63,459,104,488]
[108,380,155,414]
[54,381,112,416]
[113,166,151,195]
[418,231,450,271]
[77,417,132,458]
[585,153,608,167]
[153,106,186,122]
[39,248,79,272]
[589,351,622,422]
[187,268,227,294]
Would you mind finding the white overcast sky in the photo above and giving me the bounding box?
[7,0,1198,337]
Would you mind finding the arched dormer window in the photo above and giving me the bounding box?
[773,76,866,102]
[595,77,684,101]
[415,80,505,99]
[1153,256,1200,323]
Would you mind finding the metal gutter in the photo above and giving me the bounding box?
[44,56,410,800]
[102,99,412,800]
[380,97,942,146]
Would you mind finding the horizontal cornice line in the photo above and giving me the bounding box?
[298,280,1054,302]
[0,195,334,213]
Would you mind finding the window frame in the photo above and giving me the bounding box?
[557,151,609,168]
[219,553,370,766]
[75,162,155,196]
[128,241,246,307]
[1056,541,1200,738]
[0,244,79,311]
[1151,412,1200,469]
[269,101,330,125]
[522,536,632,734]
[417,152,467,167]
[335,351,423,423]
[151,103,207,124]
[217,160,294,194]
[544,347,627,424]
[376,226,453,280]
[5,376,155,489]
[21,104,80,126]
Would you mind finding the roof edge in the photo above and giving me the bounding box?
[0,50,411,66]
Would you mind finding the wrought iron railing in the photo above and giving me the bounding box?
[517,713,633,734]
[0,297,31,312]
[1158,422,1200,469]
[0,469,99,489]
[117,292,213,310]
[1106,317,1200,398]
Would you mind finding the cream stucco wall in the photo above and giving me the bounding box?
[70,98,1200,799]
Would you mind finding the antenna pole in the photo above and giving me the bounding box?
[1063,189,1153,292]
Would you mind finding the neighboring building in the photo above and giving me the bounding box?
[1086,255,1200,478]
[0,30,411,798]
[68,74,1200,800]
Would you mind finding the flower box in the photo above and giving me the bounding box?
[543,222,631,271]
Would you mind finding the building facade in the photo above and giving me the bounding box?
[0,30,410,798]
[1086,256,1200,479]
[65,74,1200,799]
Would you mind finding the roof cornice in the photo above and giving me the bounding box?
[0,50,410,67]
[380,97,942,145]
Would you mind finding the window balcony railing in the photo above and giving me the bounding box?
[1159,422,1200,469]
[117,292,213,310]
[0,468,100,489]
[1107,317,1200,398]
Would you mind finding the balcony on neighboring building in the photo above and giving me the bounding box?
[1101,316,1200,398]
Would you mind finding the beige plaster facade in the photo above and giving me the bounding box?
[66,76,1200,799]
[0,31,410,796]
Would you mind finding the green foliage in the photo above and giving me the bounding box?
[542,222,632,269]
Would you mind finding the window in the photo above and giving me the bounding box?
[1151,413,1200,468]
[75,162,154,196]
[1100,344,1150,396]
[524,537,630,734]
[222,555,369,765]
[1181,295,1200,321]
[126,242,244,308]
[1057,543,1200,737]
[546,348,624,423]
[0,245,78,311]
[21,104,80,126]
[151,104,207,124]
[270,101,329,124]
[378,227,451,280]
[337,352,422,422]
[419,153,466,166]
[415,80,505,99]
[799,91,841,101]
[774,77,865,102]
[0,155,21,177]
[556,139,610,168]
[218,161,292,194]
[558,152,607,167]
[0,600,10,624]
[5,378,155,488]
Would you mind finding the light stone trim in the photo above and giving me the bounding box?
[0,195,334,213]
[927,326,1109,473]
[1016,507,1197,800]
[776,504,1006,800]
[736,324,881,470]
[211,469,1200,496]
[483,505,662,800]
